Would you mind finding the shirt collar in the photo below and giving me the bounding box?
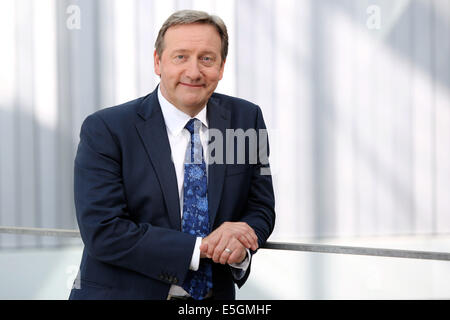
[158,85,209,136]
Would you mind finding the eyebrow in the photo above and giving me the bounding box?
[171,49,217,56]
[171,49,190,54]
[200,51,217,57]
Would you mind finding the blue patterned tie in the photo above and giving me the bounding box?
[181,118,213,300]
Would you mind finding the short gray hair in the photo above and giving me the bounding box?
[155,10,229,63]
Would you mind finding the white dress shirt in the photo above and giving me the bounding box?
[157,87,250,298]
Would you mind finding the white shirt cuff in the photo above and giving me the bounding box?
[189,237,202,271]
[229,248,251,280]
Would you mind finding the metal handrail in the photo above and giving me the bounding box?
[0,226,80,238]
[1,226,450,261]
[264,241,450,261]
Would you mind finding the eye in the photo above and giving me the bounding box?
[201,56,215,65]
[173,54,187,64]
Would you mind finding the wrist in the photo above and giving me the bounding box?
[200,237,208,259]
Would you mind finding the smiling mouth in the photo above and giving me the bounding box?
[179,82,204,88]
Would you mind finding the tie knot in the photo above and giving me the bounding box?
[185,118,201,136]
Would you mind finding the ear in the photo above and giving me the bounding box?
[218,59,226,80]
[154,50,161,77]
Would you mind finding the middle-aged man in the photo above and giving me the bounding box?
[69,10,275,300]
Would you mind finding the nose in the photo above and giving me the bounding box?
[184,59,202,81]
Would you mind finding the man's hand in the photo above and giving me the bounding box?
[200,222,258,265]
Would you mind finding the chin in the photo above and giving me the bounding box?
[181,94,207,108]
[182,99,205,109]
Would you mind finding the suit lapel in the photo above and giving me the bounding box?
[207,95,231,228]
[135,89,230,231]
[135,89,181,230]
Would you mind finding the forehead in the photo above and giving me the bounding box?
[163,23,222,53]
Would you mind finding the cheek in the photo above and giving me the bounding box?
[204,69,223,83]
[161,66,181,84]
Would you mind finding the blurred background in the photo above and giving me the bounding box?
[0,0,450,299]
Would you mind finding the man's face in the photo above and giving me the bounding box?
[154,23,225,115]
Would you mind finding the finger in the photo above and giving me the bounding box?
[233,227,257,251]
[219,238,240,264]
[242,224,259,250]
[200,237,208,250]
[219,246,233,265]
[206,233,220,258]
[212,237,229,263]
[236,232,251,248]
[225,239,245,264]
[238,232,256,250]
[218,223,257,251]
[209,222,257,259]
[249,233,259,251]
[210,224,239,261]
[200,236,211,257]
[227,246,247,265]
[233,223,258,246]
[199,242,208,256]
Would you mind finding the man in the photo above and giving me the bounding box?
[69,10,275,300]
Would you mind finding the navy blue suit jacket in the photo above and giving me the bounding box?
[69,87,275,300]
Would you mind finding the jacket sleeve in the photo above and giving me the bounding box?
[235,106,276,288]
[74,113,196,286]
